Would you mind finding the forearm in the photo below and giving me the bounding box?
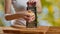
[5,14,24,21]
[5,0,12,14]
[36,0,42,13]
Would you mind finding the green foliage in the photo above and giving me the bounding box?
[40,0,60,26]
[41,0,52,7]
[0,0,4,10]
[0,18,5,26]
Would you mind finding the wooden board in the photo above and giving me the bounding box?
[2,26,49,34]
[0,26,60,34]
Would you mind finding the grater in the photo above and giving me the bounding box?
[26,1,38,28]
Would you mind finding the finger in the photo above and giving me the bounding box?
[32,16,35,21]
[24,16,30,21]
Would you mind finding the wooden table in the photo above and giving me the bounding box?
[0,26,49,34]
[0,26,60,34]
[46,27,60,34]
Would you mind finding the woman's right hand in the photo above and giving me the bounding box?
[22,10,35,23]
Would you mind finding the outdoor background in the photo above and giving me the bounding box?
[0,0,60,26]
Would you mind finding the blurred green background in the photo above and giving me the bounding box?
[37,0,60,26]
[0,0,5,26]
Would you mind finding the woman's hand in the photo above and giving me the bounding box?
[23,10,35,23]
[5,10,35,22]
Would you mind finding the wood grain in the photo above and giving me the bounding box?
[2,26,49,34]
[0,26,60,34]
